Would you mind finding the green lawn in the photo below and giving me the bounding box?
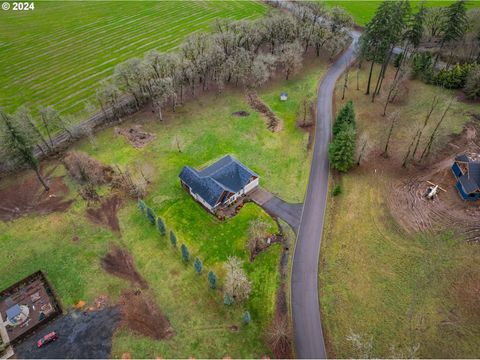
[0,60,326,358]
[319,64,480,357]
[325,1,480,26]
[0,1,267,116]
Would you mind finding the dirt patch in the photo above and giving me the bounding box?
[64,151,114,185]
[86,195,122,233]
[232,110,250,117]
[101,246,148,289]
[246,92,283,132]
[387,124,480,242]
[119,289,175,340]
[250,234,283,262]
[0,169,73,221]
[115,125,156,149]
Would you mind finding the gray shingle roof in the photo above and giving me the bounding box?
[179,155,257,208]
[6,304,21,321]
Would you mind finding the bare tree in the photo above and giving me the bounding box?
[357,132,371,165]
[420,98,454,160]
[277,41,303,80]
[15,106,50,155]
[382,110,400,158]
[412,95,440,160]
[342,62,350,100]
[224,256,251,303]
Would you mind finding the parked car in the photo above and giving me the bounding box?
[37,332,58,348]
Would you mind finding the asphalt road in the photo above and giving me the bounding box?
[291,32,360,359]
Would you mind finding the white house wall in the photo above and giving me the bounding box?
[244,178,259,194]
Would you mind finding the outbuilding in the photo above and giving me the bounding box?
[451,153,480,201]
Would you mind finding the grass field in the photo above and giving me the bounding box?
[0,1,267,116]
[325,1,480,26]
[319,64,480,357]
[0,60,326,358]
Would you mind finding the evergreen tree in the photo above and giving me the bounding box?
[194,257,203,274]
[138,199,146,215]
[156,217,166,236]
[328,127,356,172]
[0,108,49,191]
[181,244,189,262]
[406,5,426,49]
[170,231,177,247]
[146,207,156,225]
[436,0,468,65]
[332,101,355,136]
[224,293,234,305]
[243,311,251,325]
[208,271,217,289]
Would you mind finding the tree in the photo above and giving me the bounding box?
[328,127,356,173]
[194,257,202,274]
[138,199,146,214]
[96,80,122,122]
[224,256,251,303]
[356,132,371,166]
[424,7,446,40]
[156,217,166,236]
[412,95,440,160]
[146,207,156,225]
[247,219,270,257]
[0,108,49,191]
[332,101,355,137]
[382,110,400,158]
[224,293,234,305]
[15,106,50,155]
[276,41,303,80]
[464,65,480,100]
[420,98,454,160]
[208,270,217,289]
[266,316,292,357]
[181,244,190,262]
[243,311,251,325]
[170,231,177,247]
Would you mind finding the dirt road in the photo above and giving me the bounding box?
[291,32,360,359]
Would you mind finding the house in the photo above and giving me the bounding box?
[280,92,288,101]
[179,155,259,213]
[451,153,480,201]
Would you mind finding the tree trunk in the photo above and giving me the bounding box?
[402,129,420,167]
[382,115,396,157]
[40,115,54,148]
[33,166,49,192]
[366,61,374,95]
[357,139,367,165]
[420,99,453,160]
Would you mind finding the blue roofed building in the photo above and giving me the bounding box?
[179,155,259,213]
[451,153,480,201]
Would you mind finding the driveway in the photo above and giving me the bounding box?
[291,33,360,359]
[249,188,303,233]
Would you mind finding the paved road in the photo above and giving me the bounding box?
[291,32,360,359]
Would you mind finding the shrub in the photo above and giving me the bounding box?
[146,207,156,225]
[410,52,433,81]
[138,199,146,215]
[332,184,342,196]
[181,244,190,262]
[224,293,234,305]
[63,151,114,185]
[432,63,473,89]
[224,256,251,303]
[194,257,202,274]
[156,217,166,236]
[208,271,217,289]
[170,231,177,247]
[243,311,251,325]
[464,64,480,100]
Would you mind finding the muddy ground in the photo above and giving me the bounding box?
[101,246,148,289]
[86,195,122,233]
[246,92,283,132]
[388,123,480,242]
[14,307,121,359]
[0,168,73,221]
[114,125,155,149]
[119,289,175,340]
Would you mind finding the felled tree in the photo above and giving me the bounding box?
[181,244,190,262]
[208,271,217,289]
[224,256,251,303]
[194,257,203,274]
[146,207,156,225]
[170,231,177,248]
[156,217,166,236]
[328,127,356,172]
[0,108,49,191]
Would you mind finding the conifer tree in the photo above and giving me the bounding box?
[170,231,177,247]
[194,257,202,274]
[332,101,355,136]
[224,293,234,305]
[146,207,156,225]
[208,271,217,289]
[328,127,356,172]
[243,311,251,325]
[138,199,146,215]
[156,217,166,236]
[181,244,189,262]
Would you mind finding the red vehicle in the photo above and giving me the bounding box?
[37,332,58,348]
